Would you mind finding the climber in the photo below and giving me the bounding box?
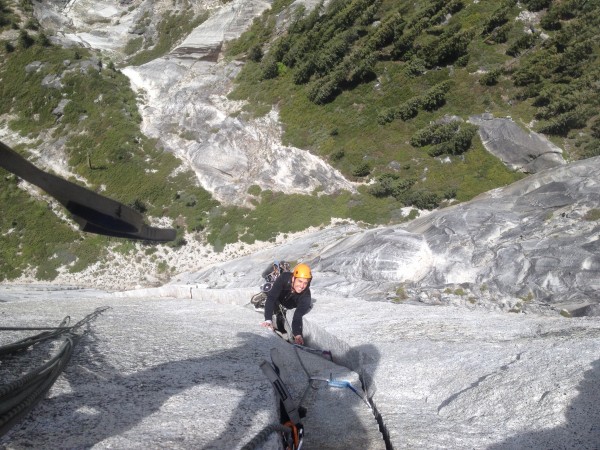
[260,263,312,346]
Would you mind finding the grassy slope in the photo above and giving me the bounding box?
[0,0,598,281]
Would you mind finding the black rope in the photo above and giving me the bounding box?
[0,326,72,331]
[0,317,71,356]
[0,307,109,437]
[0,336,79,436]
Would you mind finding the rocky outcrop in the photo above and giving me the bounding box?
[174,156,600,314]
[469,114,565,173]
[122,0,355,207]
[34,0,356,207]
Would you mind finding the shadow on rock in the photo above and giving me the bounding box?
[2,330,277,449]
[488,358,600,450]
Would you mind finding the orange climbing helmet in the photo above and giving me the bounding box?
[292,263,312,280]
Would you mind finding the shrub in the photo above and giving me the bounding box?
[368,174,414,198]
[583,209,600,221]
[512,66,540,86]
[293,57,316,84]
[404,57,426,77]
[521,0,551,11]
[248,45,263,62]
[410,122,459,147]
[307,77,341,104]
[397,98,421,121]
[452,123,478,154]
[260,59,279,79]
[352,162,371,177]
[506,33,537,57]
[479,69,501,86]
[537,108,591,136]
[18,29,34,48]
[377,107,397,125]
[330,149,345,161]
[481,6,510,35]
[488,23,511,44]
[404,190,440,210]
[420,80,452,111]
[540,10,561,30]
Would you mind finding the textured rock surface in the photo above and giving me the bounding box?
[31,0,355,207]
[469,114,565,173]
[174,156,600,312]
[2,282,600,449]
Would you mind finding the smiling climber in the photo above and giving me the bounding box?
[260,263,312,345]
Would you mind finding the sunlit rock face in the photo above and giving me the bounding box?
[35,0,355,207]
[404,156,600,310]
[176,156,600,313]
[469,114,565,173]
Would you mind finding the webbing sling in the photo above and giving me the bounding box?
[0,141,175,242]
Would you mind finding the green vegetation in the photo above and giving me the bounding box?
[126,10,209,66]
[391,285,409,303]
[1,0,599,282]
[583,209,600,221]
[227,0,599,206]
[0,38,217,280]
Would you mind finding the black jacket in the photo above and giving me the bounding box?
[264,272,312,336]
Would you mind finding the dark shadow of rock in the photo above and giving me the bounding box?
[1,330,278,449]
[488,358,600,449]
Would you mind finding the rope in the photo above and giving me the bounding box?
[240,423,292,450]
[0,317,71,356]
[0,336,79,436]
[0,307,109,356]
[0,307,108,437]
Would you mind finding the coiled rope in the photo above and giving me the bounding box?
[0,307,109,437]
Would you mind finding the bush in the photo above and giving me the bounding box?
[260,59,279,79]
[410,121,459,147]
[330,149,345,161]
[481,6,510,35]
[521,0,551,11]
[537,108,591,136]
[307,77,341,104]
[512,67,540,86]
[488,23,511,44]
[248,45,263,62]
[479,69,501,86]
[506,33,537,57]
[404,57,426,77]
[540,10,561,30]
[452,123,478,154]
[352,162,371,177]
[377,107,397,125]
[18,30,34,49]
[403,190,440,210]
[293,57,316,84]
[369,174,415,198]
[420,80,452,111]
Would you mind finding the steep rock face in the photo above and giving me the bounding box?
[35,0,356,207]
[175,157,600,313]
[406,156,600,309]
[122,0,355,207]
